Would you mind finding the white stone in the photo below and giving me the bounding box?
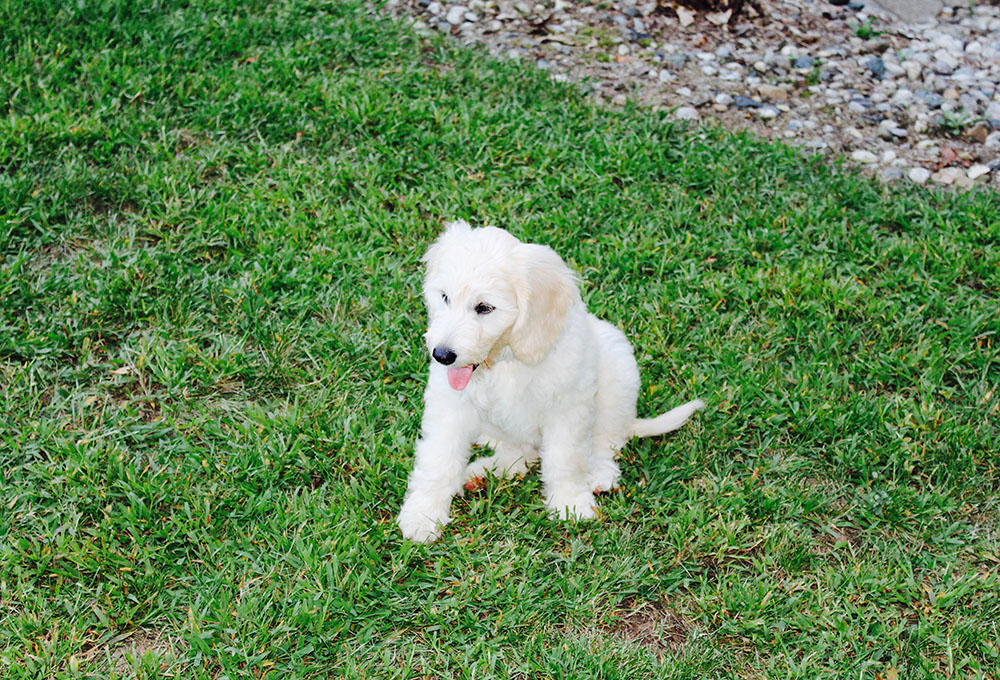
[908,167,931,184]
[931,167,964,185]
[881,150,897,164]
[851,150,879,164]
[892,88,914,105]
[446,5,467,25]
[758,105,780,119]
[675,106,700,121]
[885,62,906,76]
[903,61,923,80]
[968,164,992,180]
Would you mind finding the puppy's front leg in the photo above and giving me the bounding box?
[540,409,598,521]
[397,395,478,542]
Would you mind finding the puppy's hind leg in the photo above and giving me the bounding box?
[465,441,540,485]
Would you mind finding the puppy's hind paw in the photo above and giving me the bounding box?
[546,493,598,522]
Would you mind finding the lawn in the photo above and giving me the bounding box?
[2,0,999,677]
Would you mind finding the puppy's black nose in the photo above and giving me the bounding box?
[432,347,457,366]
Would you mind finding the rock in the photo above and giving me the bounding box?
[916,91,944,108]
[675,106,700,121]
[967,123,990,144]
[446,5,467,25]
[867,57,886,78]
[851,149,879,163]
[733,95,762,108]
[880,167,904,182]
[967,164,992,180]
[931,167,964,185]
[908,167,931,184]
[666,54,689,70]
[795,56,815,69]
[863,39,891,56]
[884,61,905,77]
[988,158,1000,172]
[756,83,789,102]
[715,92,734,106]
[878,120,908,139]
[986,131,1000,150]
[757,105,780,119]
[902,61,922,81]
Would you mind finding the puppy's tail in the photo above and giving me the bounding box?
[629,399,706,439]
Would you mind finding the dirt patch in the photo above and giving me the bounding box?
[601,596,693,659]
[78,628,185,678]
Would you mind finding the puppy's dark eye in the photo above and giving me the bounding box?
[475,303,494,315]
[441,293,449,304]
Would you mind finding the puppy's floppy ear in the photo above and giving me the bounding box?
[508,243,579,364]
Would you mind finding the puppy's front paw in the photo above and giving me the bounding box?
[397,497,451,543]
[546,492,598,521]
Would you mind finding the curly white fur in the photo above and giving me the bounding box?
[397,221,705,542]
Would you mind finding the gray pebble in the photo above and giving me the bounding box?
[866,57,886,78]
[733,95,762,108]
[880,167,904,182]
[666,54,689,70]
[794,56,815,69]
[916,91,944,108]
[932,59,955,76]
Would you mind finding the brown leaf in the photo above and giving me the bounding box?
[937,145,959,169]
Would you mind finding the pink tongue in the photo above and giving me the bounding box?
[447,365,475,391]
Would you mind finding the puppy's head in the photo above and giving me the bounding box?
[421,220,578,390]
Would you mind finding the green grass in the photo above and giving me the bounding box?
[2,0,1000,677]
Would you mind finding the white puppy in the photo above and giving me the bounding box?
[397,221,705,542]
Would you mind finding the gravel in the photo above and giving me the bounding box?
[387,0,1000,191]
